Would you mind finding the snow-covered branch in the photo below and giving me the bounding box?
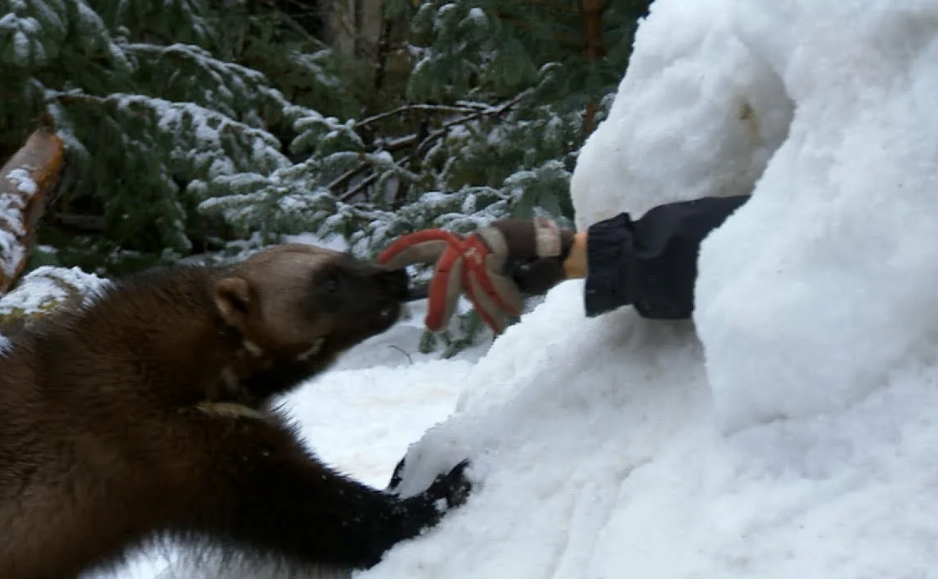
[49,91,284,149]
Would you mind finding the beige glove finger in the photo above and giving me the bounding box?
[377,229,464,270]
[378,239,449,271]
[485,254,524,317]
[425,251,464,332]
[464,266,510,334]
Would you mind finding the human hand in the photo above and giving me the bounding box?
[377,217,574,334]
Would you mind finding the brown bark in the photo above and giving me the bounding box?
[373,10,392,93]
[581,0,606,136]
[0,115,66,293]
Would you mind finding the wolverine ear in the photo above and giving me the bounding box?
[214,276,252,330]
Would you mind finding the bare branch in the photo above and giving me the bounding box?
[326,154,369,192]
[338,154,413,203]
[357,103,485,129]
[332,91,530,201]
[338,171,380,203]
[376,91,531,154]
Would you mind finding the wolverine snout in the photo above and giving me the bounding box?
[371,267,411,302]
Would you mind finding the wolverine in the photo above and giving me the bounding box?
[0,243,472,579]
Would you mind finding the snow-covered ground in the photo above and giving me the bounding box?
[76,0,938,577]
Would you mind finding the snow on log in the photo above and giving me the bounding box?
[0,116,65,293]
[0,265,112,341]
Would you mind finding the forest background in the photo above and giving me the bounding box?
[0,0,652,353]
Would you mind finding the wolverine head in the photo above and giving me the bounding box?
[211,243,410,401]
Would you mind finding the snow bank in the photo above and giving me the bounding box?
[363,285,714,579]
[695,0,938,433]
[366,287,938,579]
[361,0,938,577]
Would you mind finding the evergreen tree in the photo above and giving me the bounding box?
[198,0,654,254]
[0,0,359,273]
[0,0,651,355]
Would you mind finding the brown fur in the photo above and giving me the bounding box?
[0,244,471,579]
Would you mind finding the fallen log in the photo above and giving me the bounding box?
[0,115,65,293]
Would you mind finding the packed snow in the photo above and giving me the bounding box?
[70,0,938,577]
[694,0,938,434]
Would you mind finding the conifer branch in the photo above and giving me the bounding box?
[123,43,267,82]
[49,92,281,145]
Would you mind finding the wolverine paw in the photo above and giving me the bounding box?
[425,459,473,511]
[387,455,407,493]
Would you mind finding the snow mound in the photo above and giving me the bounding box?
[695,0,938,433]
[366,287,938,579]
[365,285,714,579]
[361,0,938,577]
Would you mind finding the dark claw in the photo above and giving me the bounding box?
[388,457,473,511]
[387,455,407,493]
[426,459,473,510]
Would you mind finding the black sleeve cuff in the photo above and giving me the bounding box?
[583,213,635,317]
[580,195,749,321]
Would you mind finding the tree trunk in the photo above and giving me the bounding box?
[0,115,66,293]
[581,0,606,136]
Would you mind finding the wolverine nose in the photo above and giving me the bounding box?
[373,267,411,301]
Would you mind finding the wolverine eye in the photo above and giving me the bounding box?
[320,273,340,293]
